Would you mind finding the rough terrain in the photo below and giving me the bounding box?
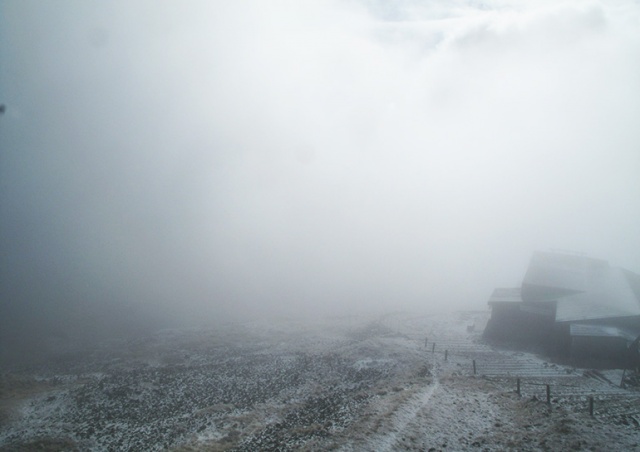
[1,311,640,451]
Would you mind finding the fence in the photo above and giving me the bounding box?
[422,337,640,422]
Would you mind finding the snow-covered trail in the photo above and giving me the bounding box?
[354,374,504,451]
[366,350,441,452]
[366,379,441,451]
[333,348,442,451]
[335,335,506,452]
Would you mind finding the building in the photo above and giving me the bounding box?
[484,252,640,368]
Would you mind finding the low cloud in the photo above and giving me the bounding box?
[1,0,639,343]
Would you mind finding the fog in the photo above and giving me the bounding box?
[1,0,640,353]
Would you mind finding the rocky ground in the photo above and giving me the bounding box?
[1,311,640,451]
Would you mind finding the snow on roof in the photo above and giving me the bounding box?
[487,287,522,304]
[569,323,640,341]
[521,252,608,302]
[555,266,640,322]
[490,252,640,323]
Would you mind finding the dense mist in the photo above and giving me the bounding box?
[1,0,640,360]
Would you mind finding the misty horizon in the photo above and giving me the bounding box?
[1,0,639,359]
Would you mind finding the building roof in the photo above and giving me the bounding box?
[490,251,640,323]
[521,252,608,302]
[570,323,640,341]
[487,287,522,304]
[555,266,640,322]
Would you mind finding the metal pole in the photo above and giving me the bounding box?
[546,384,551,404]
[473,359,476,375]
[589,396,594,416]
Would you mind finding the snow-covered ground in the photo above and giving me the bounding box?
[1,310,640,451]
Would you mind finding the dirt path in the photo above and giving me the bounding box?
[338,350,507,452]
[362,379,441,451]
[359,371,640,452]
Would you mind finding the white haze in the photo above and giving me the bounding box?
[1,0,639,332]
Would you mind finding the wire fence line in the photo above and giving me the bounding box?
[420,336,640,420]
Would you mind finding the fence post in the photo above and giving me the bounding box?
[589,396,594,416]
[425,337,428,348]
[432,343,435,353]
[516,378,521,396]
[444,350,448,361]
[546,384,551,404]
[472,359,477,375]
[620,369,626,388]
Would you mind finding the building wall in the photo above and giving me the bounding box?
[484,304,555,346]
[570,336,633,369]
